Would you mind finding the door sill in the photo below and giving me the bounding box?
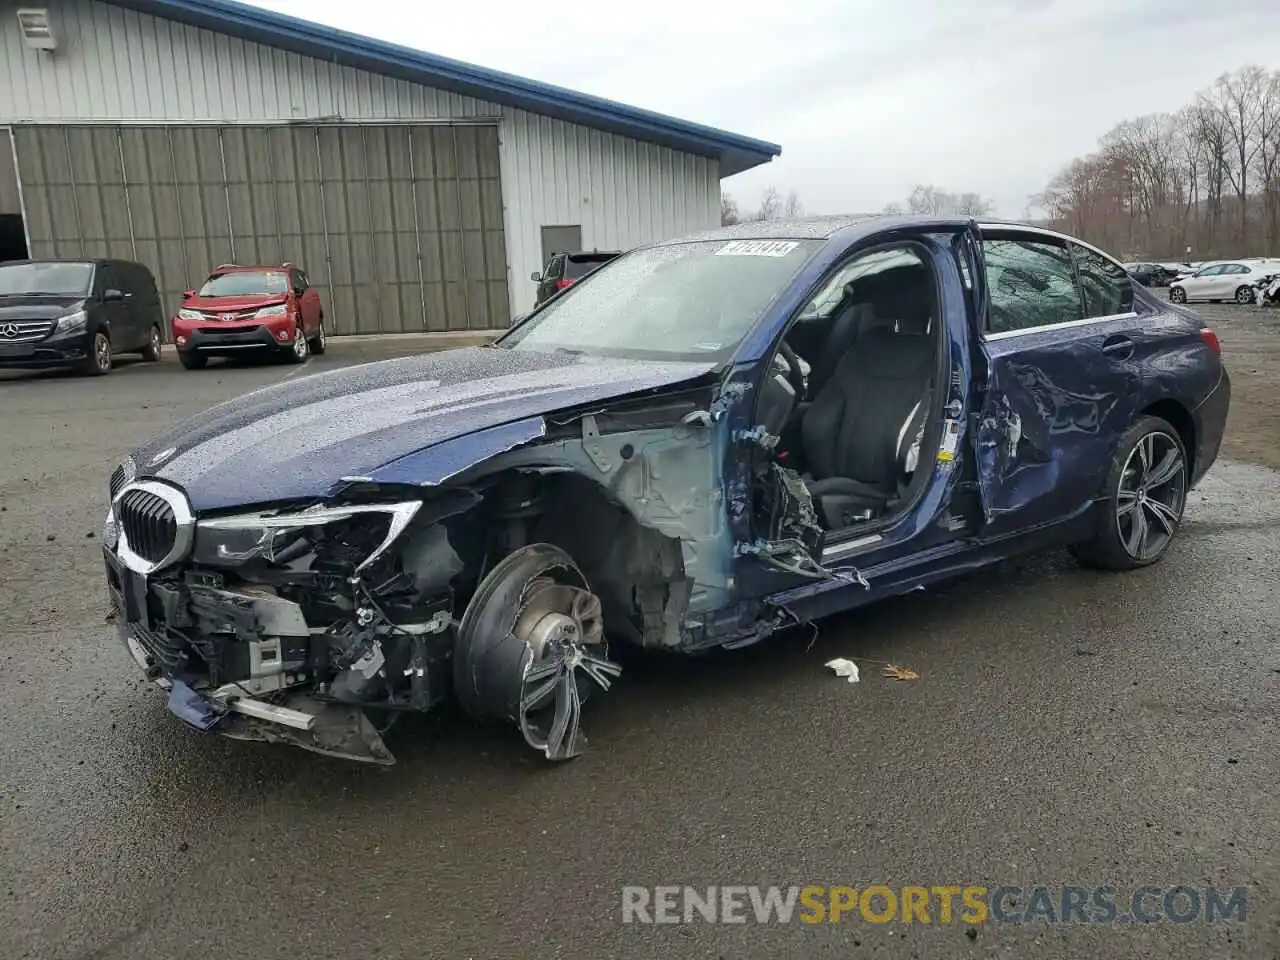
[821,532,884,562]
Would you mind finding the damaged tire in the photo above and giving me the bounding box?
[453,543,621,760]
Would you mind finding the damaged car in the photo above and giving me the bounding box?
[102,216,1231,764]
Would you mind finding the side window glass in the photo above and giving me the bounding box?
[96,264,116,296]
[546,256,565,280]
[982,238,1082,334]
[1071,243,1133,318]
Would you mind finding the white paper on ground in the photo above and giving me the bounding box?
[824,658,860,683]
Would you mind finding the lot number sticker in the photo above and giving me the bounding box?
[716,240,800,257]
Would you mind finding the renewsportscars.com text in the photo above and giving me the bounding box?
[621,885,1249,925]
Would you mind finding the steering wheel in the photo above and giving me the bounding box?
[777,341,807,399]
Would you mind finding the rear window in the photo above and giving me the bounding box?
[199,271,289,297]
[564,254,618,280]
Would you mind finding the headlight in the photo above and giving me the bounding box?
[194,501,422,573]
[54,309,88,334]
[255,304,288,319]
[177,309,202,321]
[102,505,119,551]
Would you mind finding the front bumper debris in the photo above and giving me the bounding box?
[122,623,395,763]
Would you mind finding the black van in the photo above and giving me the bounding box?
[0,258,164,376]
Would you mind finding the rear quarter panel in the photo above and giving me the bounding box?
[1128,296,1227,482]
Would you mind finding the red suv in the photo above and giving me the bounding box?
[172,263,326,369]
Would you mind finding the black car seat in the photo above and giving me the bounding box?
[799,284,937,529]
[806,292,879,398]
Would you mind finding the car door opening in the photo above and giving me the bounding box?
[751,242,950,548]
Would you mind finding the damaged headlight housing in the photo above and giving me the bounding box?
[194,501,422,574]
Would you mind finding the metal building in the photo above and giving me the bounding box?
[0,0,779,333]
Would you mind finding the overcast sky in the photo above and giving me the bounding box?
[254,0,1276,218]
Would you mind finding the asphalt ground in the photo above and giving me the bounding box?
[0,303,1277,959]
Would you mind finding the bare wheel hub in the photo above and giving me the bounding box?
[512,576,619,760]
[451,544,622,762]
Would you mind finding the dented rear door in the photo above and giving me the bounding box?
[971,229,1142,537]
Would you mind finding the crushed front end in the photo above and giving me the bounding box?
[102,472,482,764]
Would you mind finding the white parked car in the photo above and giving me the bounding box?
[1169,260,1280,305]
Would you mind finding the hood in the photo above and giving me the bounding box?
[0,295,85,320]
[182,294,287,313]
[132,346,720,511]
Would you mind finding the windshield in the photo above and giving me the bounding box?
[199,271,289,297]
[501,239,821,360]
[0,262,93,297]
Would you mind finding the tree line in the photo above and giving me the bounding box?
[721,183,995,226]
[1037,65,1280,261]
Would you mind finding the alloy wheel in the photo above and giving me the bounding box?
[1169,287,1186,303]
[514,577,621,761]
[1115,431,1186,562]
[149,327,161,359]
[293,326,308,361]
[318,321,326,350]
[1236,285,1255,305]
[95,333,111,372]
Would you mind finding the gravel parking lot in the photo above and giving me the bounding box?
[1,303,1278,960]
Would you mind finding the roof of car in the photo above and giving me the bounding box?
[211,264,291,273]
[1,258,101,265]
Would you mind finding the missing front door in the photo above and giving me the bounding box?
[541,225,582,267]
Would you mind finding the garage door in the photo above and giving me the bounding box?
[8,123,510,334]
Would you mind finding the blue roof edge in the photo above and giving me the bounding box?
[107,0,782,176]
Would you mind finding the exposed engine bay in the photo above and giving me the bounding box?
[105,402,714,764]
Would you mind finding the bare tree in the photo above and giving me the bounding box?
[782,190,803,218]
[887,184,995,217]
[1037,64,1280,259]
[1210,67,1267,245]
[755,186,783,221]
[721,191,740,226]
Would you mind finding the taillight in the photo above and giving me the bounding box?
[555,278,574,290]
[1200,328,1221,355]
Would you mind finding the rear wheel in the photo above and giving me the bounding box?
[1168,286,1187,304]
[178,350,207,370]
[1072,416,1188,571]
[1235,285,1256,304]
[308,317,327,355]
[141,325,162,362]
[76,331,112,376]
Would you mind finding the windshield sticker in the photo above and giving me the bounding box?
[716,240,800,258]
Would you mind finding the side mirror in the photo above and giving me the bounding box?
[530,271,542,282]
[103,288,124,302]
[182,289,196,299]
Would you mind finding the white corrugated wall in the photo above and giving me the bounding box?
[0,0,721,316]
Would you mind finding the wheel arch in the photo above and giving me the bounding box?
[1138,398,1196,478]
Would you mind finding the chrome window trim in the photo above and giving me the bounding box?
[112,480,196,576]
[983,311,1139,342]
